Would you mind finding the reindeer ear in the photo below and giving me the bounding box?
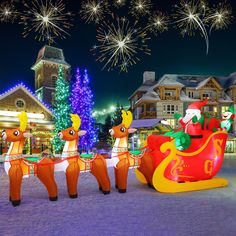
[128,128,137,134]
[78,130,87,136]
[23,133,33,138]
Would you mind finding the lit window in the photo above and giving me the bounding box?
[221,106,229,114]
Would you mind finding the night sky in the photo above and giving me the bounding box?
[0,0,235,109]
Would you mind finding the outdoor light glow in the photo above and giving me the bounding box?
[0,111,45,119]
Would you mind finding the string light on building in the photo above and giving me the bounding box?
[0,83,52,111]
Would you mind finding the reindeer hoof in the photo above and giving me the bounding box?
[102,190,110,195]
[115,185,118,189]
[69,194,78,199]
[9,196,11,202]
[118,189,126,193]
[49,196,58,201]
[12,200,21,207]
[99,187,102,191]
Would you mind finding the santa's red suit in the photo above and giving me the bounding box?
[178,99,209,138]
[147,98,218,168]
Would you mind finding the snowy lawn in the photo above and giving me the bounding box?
[0,164,236,236]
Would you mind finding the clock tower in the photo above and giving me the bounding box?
[31,45,71,106]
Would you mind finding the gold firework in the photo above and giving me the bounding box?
[20,0,73,43]
[200,0,210,16]
[0,1,18,23]
[114,0,126,8]
[92,18,151,72]
[80,0,110,24]
[207,2,233,31]
[148,11,169,36]
[173,0,209,53]
[129,0,152,19]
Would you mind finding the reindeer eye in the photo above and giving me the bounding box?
[13,130,20,136]
[69,130,75,135]
[120,127,126,132]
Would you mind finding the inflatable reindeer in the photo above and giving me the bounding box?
[2,112,58,207]
[109,110,137,193]
[55,114,110,196]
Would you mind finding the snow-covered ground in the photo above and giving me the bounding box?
[0,165,236,236]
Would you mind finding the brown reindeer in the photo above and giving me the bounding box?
[55,114,110,196]
[108,110,137,193]
[2,112,58,207]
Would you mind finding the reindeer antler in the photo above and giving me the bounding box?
[70,114,81,131]
[18,111,28,132]
[121,110,133,128]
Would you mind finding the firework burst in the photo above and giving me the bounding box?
[129,0,152,19]
[92,18,151,72]
[173,0,209,54]
[207,2,233,31]
[113,0,126,8]
[20,0,73,44]
[80,0,110,24]
[0,1,18,23]
[147,11,169,36]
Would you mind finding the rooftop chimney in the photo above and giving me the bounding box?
[143,71,155,84]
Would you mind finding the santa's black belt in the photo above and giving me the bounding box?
[190,135,203,139]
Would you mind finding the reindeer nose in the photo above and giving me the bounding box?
[109,129,114,136]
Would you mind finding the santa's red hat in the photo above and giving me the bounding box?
[188,98,209,110]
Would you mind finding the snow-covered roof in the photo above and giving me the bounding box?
[155,74,185,87]
[130,119,162,128]
[129,83,156,100]
[0,83,53,115]
[218,94,233,103]
[32,45,70,69]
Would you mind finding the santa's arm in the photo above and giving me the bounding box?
[174,113,187,128]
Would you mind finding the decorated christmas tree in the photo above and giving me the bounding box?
[52,65,72,153]
[71,68,98,151]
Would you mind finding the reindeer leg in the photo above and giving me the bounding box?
[138,152,154,187]
[90,155,110,195]
[37,158,58,201]
[66,158,80,198]
[114,167,118,189]
[116,159,129,193]
[8,162,23,207]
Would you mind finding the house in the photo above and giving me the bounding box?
[129,71,236,152]
[0,83,54,154]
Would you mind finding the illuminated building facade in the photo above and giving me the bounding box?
[129,71,236,152]
[0,45,70,154]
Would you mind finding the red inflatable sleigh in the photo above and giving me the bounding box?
[135,130,229,193]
